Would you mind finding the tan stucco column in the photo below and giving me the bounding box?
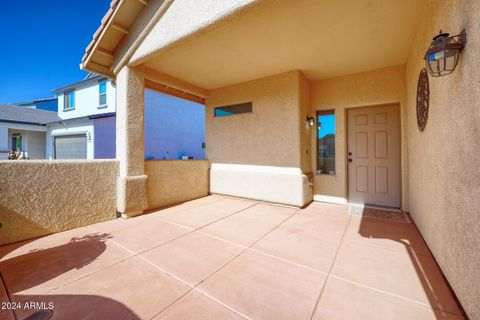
[116,65,148,218]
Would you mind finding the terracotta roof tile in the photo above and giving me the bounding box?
[82,0,121,64]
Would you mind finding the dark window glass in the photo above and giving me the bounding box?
[317,110,336,175]
[214,102,252,117]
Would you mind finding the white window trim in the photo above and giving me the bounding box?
[64,91,75,111]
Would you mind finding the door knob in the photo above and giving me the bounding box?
[348,159,352,162]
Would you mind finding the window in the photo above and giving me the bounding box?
[214,102,252,117]
[64,91,75,110]
[317,110,336,175]
[99,82,107,107]
[11,135,22,151]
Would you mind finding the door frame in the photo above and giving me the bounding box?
[345,102,403,209]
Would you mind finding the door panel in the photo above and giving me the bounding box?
[347,105,400,208]
[54,134,88,159]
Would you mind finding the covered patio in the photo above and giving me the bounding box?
[0,196,464,319]
[1,0,478,318]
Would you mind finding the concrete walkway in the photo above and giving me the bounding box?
[0,195,465,319]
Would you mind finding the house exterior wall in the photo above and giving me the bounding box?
[26,131,46,159]
[310,65,408,208]
[205,70,312,206]
[144,89,205,160]
[299,72,312,173]
[7,127,48,160]
[0,160,118,245]
[57,80,115,120]
[0,125,9,159]
[405,0,480,318]
[145,160,209,209]
[46,121,94,159]
[206,70,303,168]
[93,116,116,159]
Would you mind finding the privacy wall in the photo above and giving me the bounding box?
[0,160,118,245]
[145,160,209,209]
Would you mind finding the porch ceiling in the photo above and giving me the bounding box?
[144,0,425,90]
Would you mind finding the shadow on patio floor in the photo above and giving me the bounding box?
[0,233,141,320]
[357,213,466,319]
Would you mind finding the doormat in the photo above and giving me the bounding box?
[348,206,411,223]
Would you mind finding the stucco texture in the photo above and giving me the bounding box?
[204,71,313,205]
[145,160,209,209]
[205,70,306,169]
[0,160,118,245]
[131,0,260,66]
[116,66,148,217]
[310,65,408,208]
[210,164,312,207]
[405,0,480,318]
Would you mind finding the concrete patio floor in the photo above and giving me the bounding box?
[0,195,465,319]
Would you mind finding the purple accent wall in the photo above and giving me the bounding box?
[93,116,116,159]
[144,89,205,160]
[92,90,205,160]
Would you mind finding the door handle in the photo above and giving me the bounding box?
[348,159,352,162]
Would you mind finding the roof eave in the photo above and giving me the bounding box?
[52,74,108,94]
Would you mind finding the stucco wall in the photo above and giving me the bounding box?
[205,70,304,168]
[310,65,408,208]
[405,0,480,318]
[145,160,209,209]
[131,0,262,65]
[299,72,313,173]
[0,160,118,245]
[204,70,313,206]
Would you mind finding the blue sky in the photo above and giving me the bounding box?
[318,114,335,138]
[0,0,111,103]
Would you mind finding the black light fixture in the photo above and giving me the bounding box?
[306,116,315,127]
[424,29,466,77]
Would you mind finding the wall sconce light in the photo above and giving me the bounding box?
[306,116,315,127]
[424,29,466,77]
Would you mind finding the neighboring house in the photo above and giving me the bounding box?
[0,104,61,159]
[13,97,58,112]
[48,73,205,160]
[49,74,117,159]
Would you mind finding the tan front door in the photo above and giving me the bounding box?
[347,104,401,208]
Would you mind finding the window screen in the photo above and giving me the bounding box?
[214,102,252,117]
[317,110,336,175]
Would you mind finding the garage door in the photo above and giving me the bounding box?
[54,134,87,159]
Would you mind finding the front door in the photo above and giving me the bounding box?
[347,104,400,208]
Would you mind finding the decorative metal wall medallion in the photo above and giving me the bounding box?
[416,68,429,131]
